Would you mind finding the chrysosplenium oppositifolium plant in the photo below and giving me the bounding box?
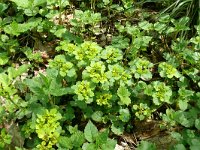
[0,0,200,149]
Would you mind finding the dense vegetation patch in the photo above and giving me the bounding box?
[0,0,199,149]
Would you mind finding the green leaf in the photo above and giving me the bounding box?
[159,14,171,23]
[67,68,76,77]
[54,28,67,38]
[111,35,130,49]
[178,100,188,111]
[101,139,117,150]
[68,125,79,134]
[58,136,73,149]
[11,0,30,8]
[170,132,183,141]
[190,139,200,150]
[91,111,103,122]
[4,18,42,36]
[71,131,85,148]
[49,79,69,96]
[154,22,166,33]
[33,0,46,6]
[103,0,110,5]
[195,119,200,130]
[82,143,97,150]
[29,103,45,116]
[63,106,75,121]
[0,52,9,65]
[111,122,124,135]
[136,141,156,150]
[84,120,98,143]
[117,86,131,97]
[119,108,130,122]
[7,64,30,79]
[173,144,186,150]
[0,3,8,14]
[139,21,153,31]
[119,97,131,106]
[117,86,131,106]
[96,129,109,146]
[171,17,190,31]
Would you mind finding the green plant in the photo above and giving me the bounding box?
[70,10,101,36]
[158,62,180,78]
[57,125,85,149]
[0,0,200,149]
[72,80,95,104]
[83,120,116,150]
[145,81,172,105]
[136,140,156,150]
[0,128,12,149]
[133,103,155,120]
[36,109,62,149]
[161,0,199,37]
[129,57,154,80]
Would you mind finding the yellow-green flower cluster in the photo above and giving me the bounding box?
[36,109,62,149]
[83,61,108,84]
[158,62,180,78]
[145,81,172,105]
[49,55,74,77]
[72,81,95,103]
[129,57,153,80]
[96,93,112,106]
[73,41,102,62]
[101,46,123,63]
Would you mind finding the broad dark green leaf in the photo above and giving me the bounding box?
[58,136,73,149]
[96,129,109,146]
[84,120,98,143]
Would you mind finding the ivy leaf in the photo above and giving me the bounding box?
[84,120,98,143]
[117,86,131,106]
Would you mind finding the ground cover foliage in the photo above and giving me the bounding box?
[0,0,199,149]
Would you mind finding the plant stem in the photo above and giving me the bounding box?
[58,0,62,25]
